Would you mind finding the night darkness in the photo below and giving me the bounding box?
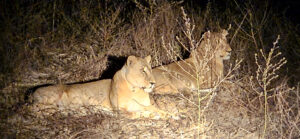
[272,0,300,27]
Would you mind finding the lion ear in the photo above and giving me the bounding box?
[145,55,151,63]
[222,29,228,38]
[202,31,211,39]
[127,55,137,66]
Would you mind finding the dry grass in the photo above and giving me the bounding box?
[1,0,300,138]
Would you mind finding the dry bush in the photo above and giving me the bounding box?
[128,1,183,66]
[223,1,300,138]
[250,36,288,138]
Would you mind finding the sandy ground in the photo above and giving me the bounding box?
[2,82,269,139]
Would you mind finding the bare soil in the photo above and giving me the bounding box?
[2,82,267,139]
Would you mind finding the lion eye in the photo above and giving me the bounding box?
[143,67,147,73]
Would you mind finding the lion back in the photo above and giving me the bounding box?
[33,85,65,105]
[31,79,112,113]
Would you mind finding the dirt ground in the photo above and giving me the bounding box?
[2,81,270,139]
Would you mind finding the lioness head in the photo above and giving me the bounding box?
[124,55,156,93]
[193,29,232,60]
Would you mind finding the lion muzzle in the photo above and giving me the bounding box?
[225,54,231,60]
[143,82,155,93]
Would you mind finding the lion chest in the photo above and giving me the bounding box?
[117,85,151,112]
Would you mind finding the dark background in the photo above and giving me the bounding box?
[273,0,300,26]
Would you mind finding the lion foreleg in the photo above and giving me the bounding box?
[132,99,177,119]
[154,84,179,94]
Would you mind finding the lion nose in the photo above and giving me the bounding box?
[150,82,156,87]
[227,50,232,54]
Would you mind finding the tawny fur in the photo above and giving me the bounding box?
[153,29,232,94]
[32,55,170,119]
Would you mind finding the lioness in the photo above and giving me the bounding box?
[153,29,231,94]
[32,55,169,119]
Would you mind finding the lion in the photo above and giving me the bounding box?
[32,55,170,119]
[153,29,231,94]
